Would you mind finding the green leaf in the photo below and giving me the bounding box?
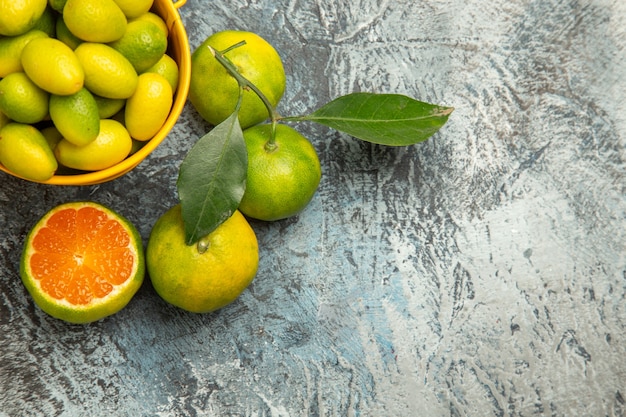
[289,92,453,146]
[177,112,247,245]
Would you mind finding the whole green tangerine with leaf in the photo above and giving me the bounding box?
[181,30,454,245]
[239,123,322,221]
[189,30,286,129]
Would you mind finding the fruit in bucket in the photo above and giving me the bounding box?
[0,0,179,182]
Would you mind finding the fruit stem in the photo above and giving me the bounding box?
[197,235,211,254]
[208,44,281,144]
[265,121,279,152]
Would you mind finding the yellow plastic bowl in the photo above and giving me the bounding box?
[0,0,191,186]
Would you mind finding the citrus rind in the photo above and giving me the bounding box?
[146,205,258,314]
[20,201,145,324]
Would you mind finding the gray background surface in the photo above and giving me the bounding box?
[1,0,625,415]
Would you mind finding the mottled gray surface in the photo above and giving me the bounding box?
[1,0,625,415]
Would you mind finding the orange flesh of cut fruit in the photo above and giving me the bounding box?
[28,206,135,305]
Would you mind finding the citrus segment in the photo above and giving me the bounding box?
[20,201,145,323]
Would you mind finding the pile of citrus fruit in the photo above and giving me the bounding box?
[0,0,178,182]
[17,22,446,325]
[19,29,301,324]
[16,18,452,324]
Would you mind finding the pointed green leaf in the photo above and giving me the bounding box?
[291,92,453,146]
[177,112,247,245]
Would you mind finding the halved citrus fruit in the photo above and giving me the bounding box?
[20,201,145,324]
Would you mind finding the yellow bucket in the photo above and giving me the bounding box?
[0,0,191,186]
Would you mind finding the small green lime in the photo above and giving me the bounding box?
[0,123,57,181]
[0,29,49,77]
[55,119,132,171]
[30,5,56,36]
[109,19,167,73]
[74,42,138,99]
[40,126,64,150]
[21,37,84,95]
[49,87,100,146]
[63,0,127,43]
[131,12,167,38]
[0,72,49,124]
[55,18,83,50]
[145,53,179,93]
[93,95,126,119]
[48,0,68,13]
